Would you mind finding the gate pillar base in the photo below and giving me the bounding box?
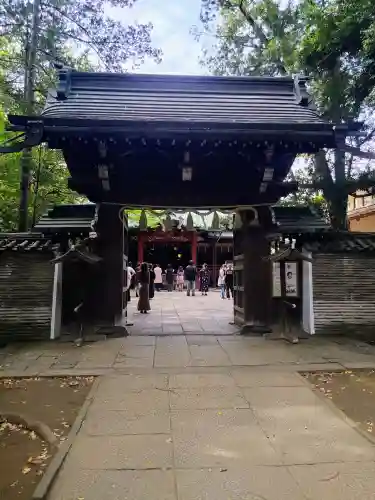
[241,322,272,335]
[96,325,129,338]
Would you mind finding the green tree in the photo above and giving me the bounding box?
[0,0,161,231]
[199,0,375,229]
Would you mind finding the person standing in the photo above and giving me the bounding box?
[137,262,151,314]
[176,266,185,292]
[123,259,135,303]
[149,263,155,299]
[225,261,234,299]
[123,265,133,305]
[199,263,210,296]
[218,264,226,299]
[154,264,163,292]
[165,264,174,292]
[135,262,141,297]
[184,260,196,297]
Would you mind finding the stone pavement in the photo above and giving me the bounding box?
[2,292,375,499]
[125,288,238,335]
[2,292,375,375]
[48,369,375,500]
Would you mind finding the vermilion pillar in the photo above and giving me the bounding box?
[191,231,197,264]
[138,233,144,264]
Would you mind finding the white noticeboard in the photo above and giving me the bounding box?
[285,262,298,297]
[272,262,298,297]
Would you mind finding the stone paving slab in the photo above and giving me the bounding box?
[189,345,232,367]
[64,434,173,469]
[49,469,176,500]
[171,409,282,467]
[114,357,154,369]
[83,409,171,436]
[289,462,375,500]
[98,374,168,391]
[231,369,306,387]
[185,335,219,345]
[91,387,170,412]
[243,386,375,464]
[175,467,306,500]
[169,386,249,410]
[169,373,236,388]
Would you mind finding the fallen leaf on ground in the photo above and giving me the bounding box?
[22,466,31,475]
[319,471,339,482]
[28,456,44,465]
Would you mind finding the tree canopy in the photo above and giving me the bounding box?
[0,0,161,231]
[199,0,375,229]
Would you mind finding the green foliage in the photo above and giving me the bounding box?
[199,0,375,229]
[0,0,161,231]
[0,144,86,231]
[299,0,375,105]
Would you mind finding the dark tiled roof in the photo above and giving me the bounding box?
[273,206,329,232]
[303,232,375,253]
[206,206,329,238]
[34,204,96,234]
[0,234,55,252]
[38,70,332,133]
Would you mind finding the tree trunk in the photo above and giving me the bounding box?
[328,195,348,230]
[331,147,348,230]
[18,0,41,231]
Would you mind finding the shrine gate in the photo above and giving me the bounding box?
[1,69,353,333]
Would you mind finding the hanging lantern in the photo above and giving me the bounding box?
[139,210,148,230]
[211,211,220,230]
[186,212,194,231]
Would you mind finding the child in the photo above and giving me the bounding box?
[176,266,184,291]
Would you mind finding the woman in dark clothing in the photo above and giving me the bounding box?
[137,262,151,313]
[225,262,234,299]
[149,263,155,299]
[199,263,210,296]
[165,264,174,292]
[135,262,141,297]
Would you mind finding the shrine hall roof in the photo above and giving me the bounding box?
[7,69,349,144]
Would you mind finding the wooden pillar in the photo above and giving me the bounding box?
[242,227,271,333]
[191,231,197,264]
[138,232,144,264]
[94,204,124,325]
[233,207,273,334]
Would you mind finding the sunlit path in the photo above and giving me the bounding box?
[126,289,238,336]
